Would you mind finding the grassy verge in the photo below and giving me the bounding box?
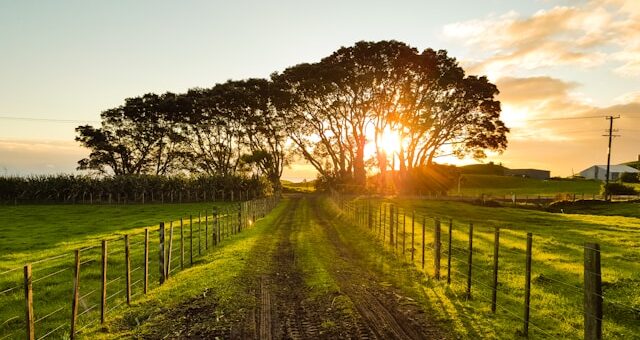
[343,196,639,339]
[87,198,289,338]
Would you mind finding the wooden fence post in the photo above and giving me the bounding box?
[216,208,220,244]
[447,219,452,285]
[100,240,107,323]
[382,205,386,243]
[466,223,473,300]
[395,208,399,252]
[198,213,201,256]
[378,204,383,238]
[368,200,373,230]
[225,208,229,238]
[166,223,174,279]
[70,250,80,339]
[523,233,533,336]
[584,242,602,340]
[219,208,223,242]
[421,216,426,270]
[189,215,193,265]
[125,235,131,305]
[180,219,184,270]
[411,211,415,262]
[491,227,500,313]
[403,213,406,256]
[389,205,394,247]
[159,222,165,285]
[24,264,34,340]
[434,218,441,280]
[205,211,209,250]
[237,207,241,233]
[144,229,149,294]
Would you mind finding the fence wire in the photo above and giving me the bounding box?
[336,195,638,339]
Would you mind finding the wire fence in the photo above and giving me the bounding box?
[402,192,640,206]
[0,194,280,340]
[332,194,639,339]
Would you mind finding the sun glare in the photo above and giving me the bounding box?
[380,128,402,154]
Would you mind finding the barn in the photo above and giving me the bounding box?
[579,164,639,181]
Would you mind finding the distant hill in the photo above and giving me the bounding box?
[459,163,507,175]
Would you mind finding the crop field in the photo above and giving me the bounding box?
[0,202,237,339]
[344,196,640,339]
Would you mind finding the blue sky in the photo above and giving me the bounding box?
[1,0,639,179]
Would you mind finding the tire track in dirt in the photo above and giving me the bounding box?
[259,276,272,339]
[309,196,448,340]
[255,195,322,339]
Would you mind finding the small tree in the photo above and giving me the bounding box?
[601,182,638,196]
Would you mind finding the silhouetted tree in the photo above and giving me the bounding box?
[75,93,187,175]
[274,40,508,191]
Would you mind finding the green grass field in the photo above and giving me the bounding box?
[548,200,640,218]
[454,175,602,196]
[345,196,640,339]
[0,202,238,339]
[282,179,316,193]
[2,194,638,339]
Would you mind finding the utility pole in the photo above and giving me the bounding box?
[603,115,620,201]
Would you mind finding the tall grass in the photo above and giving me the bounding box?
[0,174,271,204]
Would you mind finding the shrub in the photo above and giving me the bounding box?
[620,172,640,183]
[601,182,638,196]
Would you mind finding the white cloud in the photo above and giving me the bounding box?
[443,0,640,78]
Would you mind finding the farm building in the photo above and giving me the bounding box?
[504,168,551,180]
[579,164,639,181]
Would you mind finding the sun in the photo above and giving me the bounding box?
[380,127,402,154]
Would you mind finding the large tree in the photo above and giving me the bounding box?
[179,86,247,176]
[274,41,508,189]
[234,79,290,191]
[75,93,187,175]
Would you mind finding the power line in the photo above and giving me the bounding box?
[518,115,606,122]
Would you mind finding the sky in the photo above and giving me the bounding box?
[0,0,639,180]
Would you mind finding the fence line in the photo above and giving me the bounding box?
[332,194,637,340]
[0,194,281,340]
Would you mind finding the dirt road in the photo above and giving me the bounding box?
[130,195,448,339]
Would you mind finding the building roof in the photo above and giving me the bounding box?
[582,165,640,173]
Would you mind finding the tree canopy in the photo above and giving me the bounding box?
[76,40,509,193]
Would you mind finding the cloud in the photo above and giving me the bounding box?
[496,76,579,103]
[485,74,640,175]
[0,139,87,175]
[614,91,640,104]
[443,0,640,78]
